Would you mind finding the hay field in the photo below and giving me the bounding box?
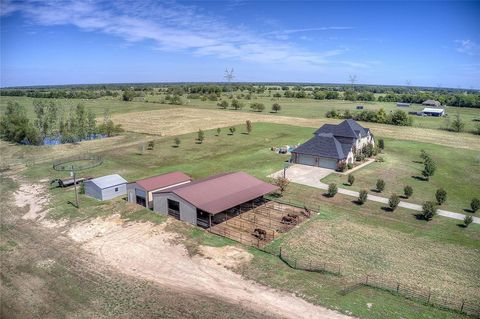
[111,108,480,151]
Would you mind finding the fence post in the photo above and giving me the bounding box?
[309,260,312,270]
[338,265,341,276]
[365,275,369,285]
[294,259,297,269]
[279,246,282,258]
[460,299,465,313]
[427,288,431,304]
[396,282,400,293]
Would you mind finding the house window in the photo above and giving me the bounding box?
[115,187,118,192]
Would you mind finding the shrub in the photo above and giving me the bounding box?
[422,158,436,181]
[231,99,243,110]
[356,153,365,162]
[347,163,353,170]
[216,128,221,136]
[229,127,236,135]
[450,114,465,132]
[347,174,355,186]
[471,198,480,213]
[403,185,413,199]
[422,201,437,221]
[362,143,374,157]
[388,193,400,211]
[273,177,289,194]
[464,215,473,227]
[336,161,347,172]
[435,188,447,205]
[375,156,384,162]
[217,100,229,109]
[272,103,281,113]
[174,137,180,147]
[245,120,252,134]
[325,110,338,118]
[376,179,385,192]
[327,183,338,197]
[79,182,85,194]
[250,102,265,112]
[358,190,368,204]
[420,149,431,162]
[147,140,155,150]
[378,139,384,150]
[197,129,204,143]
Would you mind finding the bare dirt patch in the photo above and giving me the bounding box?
[67,216,353,319]
[14,182,50,221]
[112,108,480,150]
[198,245,253,269]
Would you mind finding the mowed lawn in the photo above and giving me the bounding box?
[322,138,480,214]
[266,187,480,300]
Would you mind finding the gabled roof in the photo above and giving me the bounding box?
[89,174,127,189]
[155,172,278,215]
[292,133,347,159]
[136,171,191,191]
[314,119,368,138]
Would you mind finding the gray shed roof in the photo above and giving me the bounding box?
[89,174,127,189]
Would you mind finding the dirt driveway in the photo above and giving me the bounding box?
[269,164,333,189]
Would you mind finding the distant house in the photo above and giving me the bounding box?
[291,119,374,170]
[127,172,192,209]
[422,100,441,107]
[84,174,127,200]
[421,108,445,117]
[152,172,278,227]
[397,102,411,107]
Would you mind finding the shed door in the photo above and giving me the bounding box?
[318,157,338,169]
[297,154,316,166]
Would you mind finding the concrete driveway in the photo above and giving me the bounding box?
[269,164,333,189]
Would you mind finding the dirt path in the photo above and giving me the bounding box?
[68,215,353,319]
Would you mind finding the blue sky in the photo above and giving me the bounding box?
[1,0,479,88]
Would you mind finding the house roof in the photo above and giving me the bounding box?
[155,172,279,215]
[291,133,347,159]
[136,171,191,191]
[89,174,127,189]
[422,99,441,106]
[314,119,368,138]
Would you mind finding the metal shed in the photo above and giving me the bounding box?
[84,174,127,200]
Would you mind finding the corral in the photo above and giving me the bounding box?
[209,200,312,247]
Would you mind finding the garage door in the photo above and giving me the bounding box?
[297,154,316,166]
[318,157,338,169]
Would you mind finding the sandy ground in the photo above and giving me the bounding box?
[67,215,353,319]
[13,179,50,221]
[111,108,480,151]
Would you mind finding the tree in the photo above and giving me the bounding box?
[388,110,412,126]
[122,90,136,101]
[347,174,355,186]
[422,159,436,181]
[470,198,480,213]
[435,188,447,205]
[422,201,437,221]
[450,114,465,132]
[33,100,57,138]
[250,102,265,112]
[376,179,385,192]
[86,110,97,138]
[245,120,252,134]
[272,103,281,113]
[231,99,244,110]
[378,139,384,151]
[327,183,338,197]
[388,193,400,211]
[197,129,205,143]
[420,149,431,162]
[358,190,368,204]
[216,128,221,136]
[463,215,473,227]
[174,137,181,147]
[403,185,413,199]
[273,177,289,194]
[229,127,236,135]
[0,101,40,145]
[218,100,229,109]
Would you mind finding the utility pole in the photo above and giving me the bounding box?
[349,74,357,90]
[71,165,79,208]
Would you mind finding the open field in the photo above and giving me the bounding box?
[322,138,480,214]
[2,94,480,133]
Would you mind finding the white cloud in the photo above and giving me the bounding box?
[2,0,368,69]
[455,39,479,55]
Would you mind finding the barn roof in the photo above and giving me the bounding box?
[89,174,127,189]
[155,172,278,215]
[136,171,191,191]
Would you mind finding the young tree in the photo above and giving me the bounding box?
[388,193,400,211]
[273,177,290,195]
[86,110,97,138]
[217,100,229,109]
[422,201,437,221]
[358,190,368,204]
[174,137,181,147]
[327,183,338,197]
[435,188,447,205]
[422,159,436,181]
[463,215,473,228]
[347,174,355,186]
[0,101,39,144]
[420,149,431,162]
[470,198,480,213]
[272,103,281,113]
[403,185,413,199]
[216,127,221,136]
[197,129,205,143]
[245,120,252,134]
[378,139,384,151]
[450,114,465,132]
[376,179,385,192]
[229,127,236,135]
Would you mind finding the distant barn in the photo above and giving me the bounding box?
[422,100,441,107]
[421,108,445,117]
